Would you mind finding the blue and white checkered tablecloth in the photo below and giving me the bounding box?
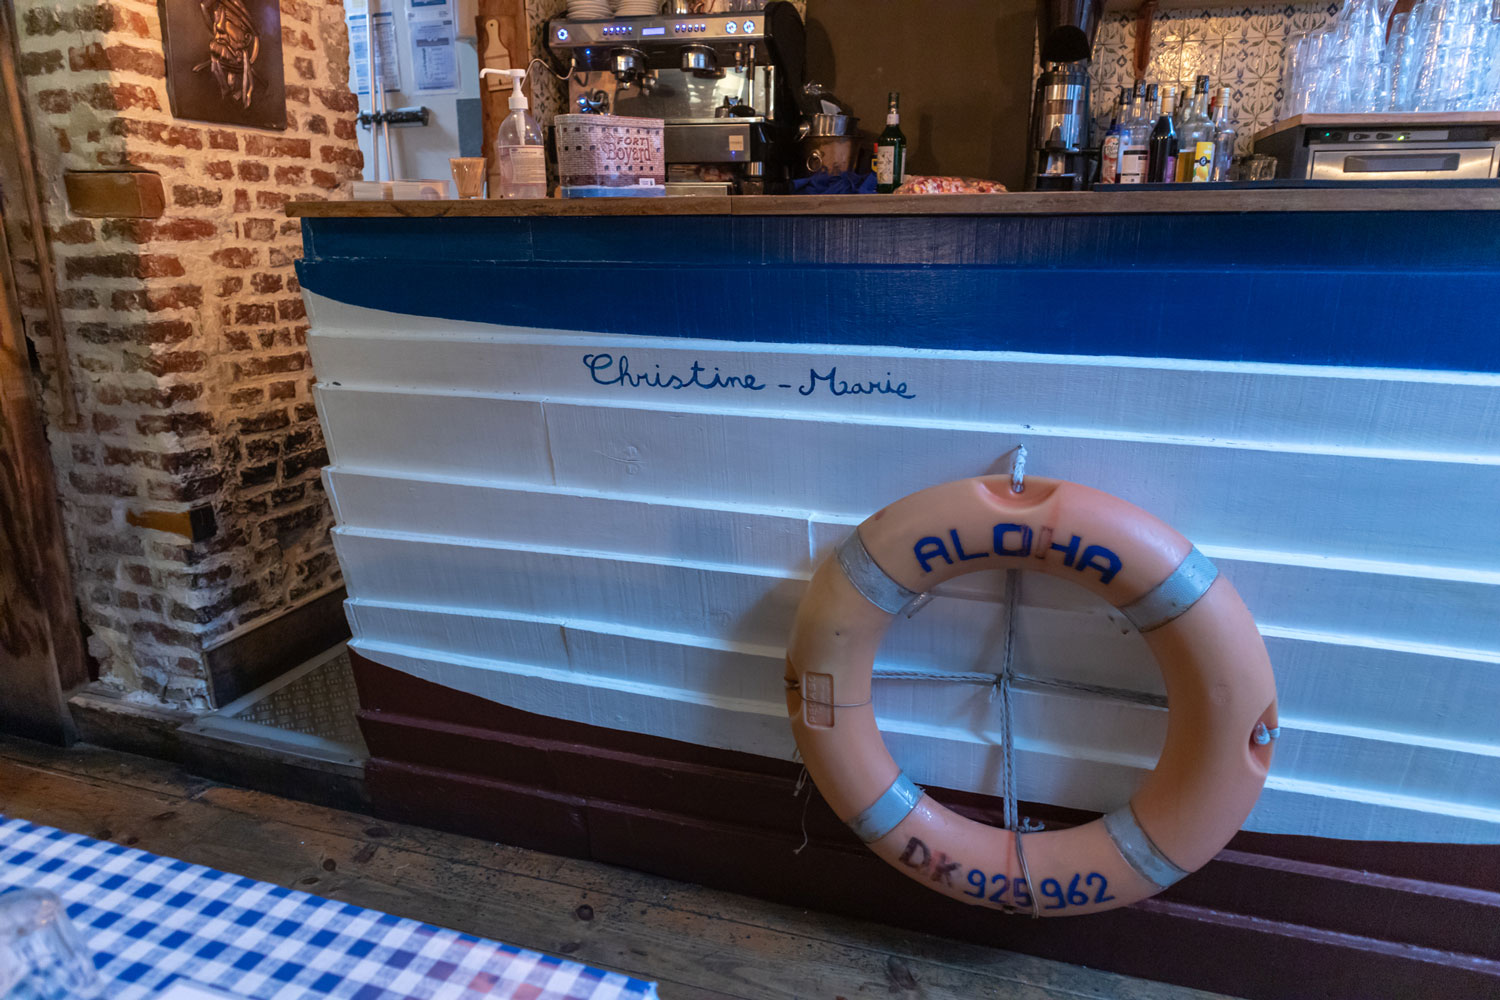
[0,816,658,1000]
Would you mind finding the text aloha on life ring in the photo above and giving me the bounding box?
[785,475,1278,916]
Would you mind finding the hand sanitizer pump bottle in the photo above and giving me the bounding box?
[481,68,547,198]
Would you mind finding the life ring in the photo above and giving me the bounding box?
[785,475,1277,916]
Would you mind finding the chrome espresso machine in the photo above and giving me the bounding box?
[545,1,810,193]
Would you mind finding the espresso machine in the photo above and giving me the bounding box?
[1028,0,1105,190]
[546,1,810,193]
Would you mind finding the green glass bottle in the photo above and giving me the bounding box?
[874,91,906,193]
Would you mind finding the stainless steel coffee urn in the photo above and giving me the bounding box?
[1028,0,1105,190]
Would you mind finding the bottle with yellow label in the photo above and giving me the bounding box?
[1175,76,1215,183]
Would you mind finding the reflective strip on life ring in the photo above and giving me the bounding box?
[784,476,1278,916]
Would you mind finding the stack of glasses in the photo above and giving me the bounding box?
[1281,0,1500,116]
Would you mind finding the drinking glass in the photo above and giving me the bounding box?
[0,889,100,1000]
[1281,33,1310,117]
[449,157,487,199]
[1245,154,1279,180]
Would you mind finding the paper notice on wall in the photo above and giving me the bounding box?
[407,12,459,93]
[347,10,401,95]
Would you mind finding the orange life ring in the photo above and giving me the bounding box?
[785,475,1278,916]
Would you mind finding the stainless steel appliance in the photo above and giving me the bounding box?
[1253,113,1500,181]
[1029,62,1092,190]
[800,112,860,176]
[1027,0,1105,191]
[546,1,810,193]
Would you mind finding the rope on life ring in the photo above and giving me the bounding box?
[784,475,1278,916]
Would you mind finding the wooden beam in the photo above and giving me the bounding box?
[0,186,85,745]
[0,0,77,428]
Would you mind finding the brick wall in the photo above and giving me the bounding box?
[5,0,361,706]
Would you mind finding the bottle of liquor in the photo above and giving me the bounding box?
[1147,84,1179,183]
[1118,82,1151,185]
[874,92,907,194]
[1211,86,1237,182]
[1176,75,1215,182]
[1099,86,1128,184]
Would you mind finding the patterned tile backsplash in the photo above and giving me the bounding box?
[522,3,1317,166]
[1089,3,1340,154]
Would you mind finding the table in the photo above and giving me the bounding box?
[0,816,658,1000]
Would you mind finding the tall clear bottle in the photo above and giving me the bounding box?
[1211,86,1237,181]
[874,92,907,194]
[1147,84,1178,183]
[1099,86,1129,184]
[1118,82,1150,185]
[489,68,547,198]
[1176,75,1215,182]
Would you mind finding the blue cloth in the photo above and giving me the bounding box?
[790,171,877,195]
[0,815,658,1000]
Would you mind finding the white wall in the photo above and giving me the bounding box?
[346,0,482,188]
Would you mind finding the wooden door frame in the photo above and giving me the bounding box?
[0,217,85,743]
[0,0,85,743]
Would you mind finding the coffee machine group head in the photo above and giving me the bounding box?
[547,1,810,193]
[1028,0,1105,190]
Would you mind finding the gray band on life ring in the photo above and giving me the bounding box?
[846,771,925,844]
[1103,804,1189,889]
[837,531,919,616]
[1118,547,1219,633]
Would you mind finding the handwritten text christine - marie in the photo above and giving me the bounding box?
[581,353,916,400]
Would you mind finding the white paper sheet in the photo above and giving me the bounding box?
[347,10,401,94]
[407,7,459,93]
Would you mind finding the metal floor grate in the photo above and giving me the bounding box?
[231,649,366,751]
[182,645,367,770]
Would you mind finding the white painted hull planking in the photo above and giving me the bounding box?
[305,292,1500,845]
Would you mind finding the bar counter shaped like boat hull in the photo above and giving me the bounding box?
[291,191,1500,999]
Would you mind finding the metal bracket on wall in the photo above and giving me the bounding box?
[359,107,432,128]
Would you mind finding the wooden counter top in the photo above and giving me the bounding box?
[286,187,1500,219]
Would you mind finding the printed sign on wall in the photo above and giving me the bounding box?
[406,0,459,93]
[346,0,402,95]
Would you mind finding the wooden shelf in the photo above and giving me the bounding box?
[1101,0,1265,12]
[1253,111,1500,142]
[287,187,1500,219]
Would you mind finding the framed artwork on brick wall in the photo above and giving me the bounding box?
[160,0,288,129]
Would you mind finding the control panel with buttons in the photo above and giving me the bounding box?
[549,13,768,48]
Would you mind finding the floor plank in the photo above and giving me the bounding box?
[0,735,1236,1000]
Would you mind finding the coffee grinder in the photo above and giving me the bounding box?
[1027,0,1105,190]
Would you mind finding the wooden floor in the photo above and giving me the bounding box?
[0,734,1235,1000]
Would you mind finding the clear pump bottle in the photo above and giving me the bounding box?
[482,68,547,199]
